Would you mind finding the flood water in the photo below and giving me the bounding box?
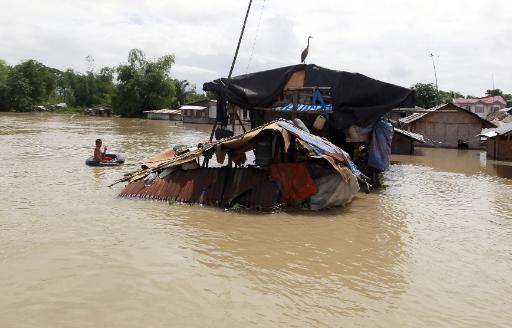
[1,113,511,328]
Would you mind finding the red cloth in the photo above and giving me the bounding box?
[271,163,318,203]
[103,156,113,161]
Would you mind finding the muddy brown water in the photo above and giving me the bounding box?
[1,113,511,327]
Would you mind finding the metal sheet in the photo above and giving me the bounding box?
[119,167,280,211]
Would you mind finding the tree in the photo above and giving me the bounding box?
[174,80,208,105]
[438,90,464,104]
[412,83,438,108]
[6,60,57,111]
[113,49,176,117]
[485,89,504,97]
[0,59,9,111]
[55,66,114,108]
[504,94,512,107]
[174,79,190,106]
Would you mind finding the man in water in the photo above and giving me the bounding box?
[94,139,111,162]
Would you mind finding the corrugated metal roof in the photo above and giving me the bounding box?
[276,120,343,159]
[398,103,495,127]
[394,128,425,143]
[495,122,512,136]
[179,105,208,111]
[119,167,280,211]
[144,108,181,115]
[398,111,432,124]
[454,96,507,105]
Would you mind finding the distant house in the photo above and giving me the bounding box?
[180,99,250,124]
[181,105,211,123]
[453,96,507,118]
[392,128,425,155]
[399,103,495,149]
[486,110,512,126]
[390,106,426,123]
[144,109,182,121]
[485,123,512,161]
[34,105,48,111]
[83,107,113,117]
[181,99,216,124]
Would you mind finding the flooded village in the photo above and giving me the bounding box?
[1,1,512,327]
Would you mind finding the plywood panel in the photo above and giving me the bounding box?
[285,70,305,89]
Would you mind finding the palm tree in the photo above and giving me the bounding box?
[175,79,190,106]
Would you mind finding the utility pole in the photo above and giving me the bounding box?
[209,0,252,141]
[430,53,439,104]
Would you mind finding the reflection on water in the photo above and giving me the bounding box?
[392,147,512,180]
[1,113,512,328]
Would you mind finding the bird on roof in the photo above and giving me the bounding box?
[301,36,312,64]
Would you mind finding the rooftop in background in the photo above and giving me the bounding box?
[453,95,507,105]
[179,105,208,111]
[495,122,512,136]
[398,110,434,124]
[143,109,181,115]
[399,103,495,127]
[394,128,425,143]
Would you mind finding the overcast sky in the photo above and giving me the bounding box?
[0,0,510,96]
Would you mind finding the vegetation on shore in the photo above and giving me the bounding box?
[1,51,510,117]
[0,49,208,117]
[412,82,512,109]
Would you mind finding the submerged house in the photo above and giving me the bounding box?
[391,128,425,155]
[118,119,362,211]
[181,99,250,124]
[180,99,218,124]
[144,108,182,121]
[83,107,113,117]
[399,103,495,149]
[116,64,415,211]
[484,123,512,161]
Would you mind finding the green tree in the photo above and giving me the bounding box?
[174,79,190,106]
[0,59,9,111]
[6,60,57,111]
[412,83,438,108]
[485,89,504,97]
[113,49,176,117]
[504,94,512,107]
[438,90,464,104]
[175,81,208,104]
[55,67,114,108]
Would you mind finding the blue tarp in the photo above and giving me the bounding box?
[368,117,393,171]
[276,120,361,177]
[273,103,332,112]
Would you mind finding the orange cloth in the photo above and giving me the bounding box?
[271,163,318,203]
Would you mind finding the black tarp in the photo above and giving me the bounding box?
[203,64,414,128]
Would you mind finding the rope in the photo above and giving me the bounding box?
[245,0,267,73]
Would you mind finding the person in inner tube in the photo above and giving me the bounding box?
[94,139,112,162]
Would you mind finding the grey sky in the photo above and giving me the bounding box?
[1,0,510,96]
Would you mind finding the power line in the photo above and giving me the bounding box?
[245,0,266,73]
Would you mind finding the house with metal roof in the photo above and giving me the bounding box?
[484,122,512,161]
[144,108,182,121]
[181,99,250,124]
[399,103,495,149]
[453,95,507,119]
[391,128,426,155]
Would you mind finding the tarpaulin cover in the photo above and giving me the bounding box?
[203,64,414,128]
[270,163,318,202]
[368,117,394,171]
